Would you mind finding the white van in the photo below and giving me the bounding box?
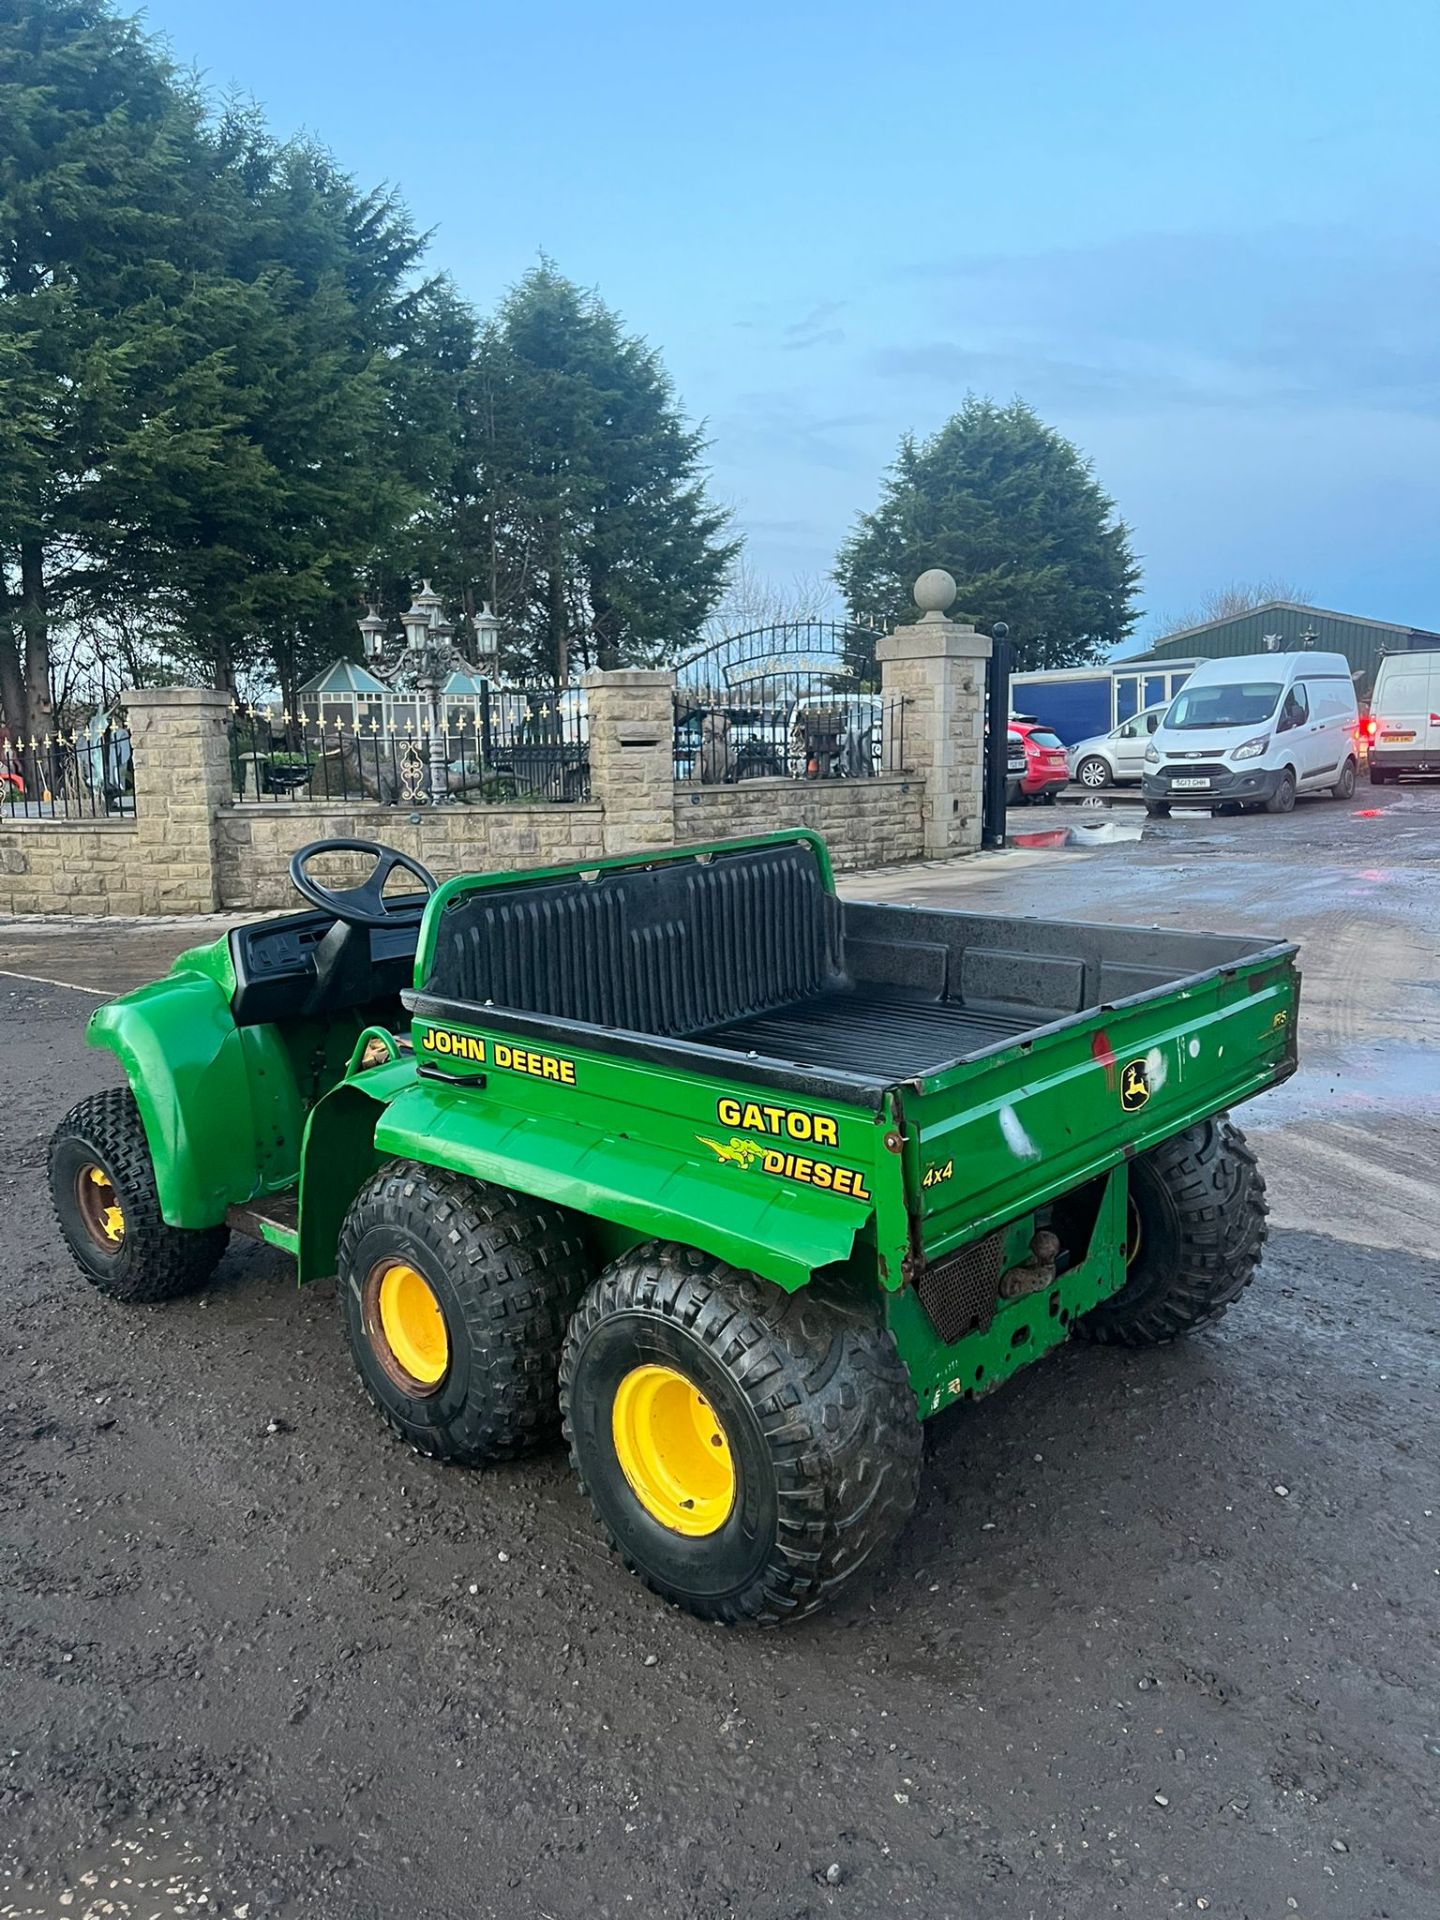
[1367,649,1440,784]
[1142,652,1359,816]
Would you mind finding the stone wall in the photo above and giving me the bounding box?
[0,819,143,916]
[0,688,234,915]
[672,775,923,870]
[215,802,605,910]
[1,591,987,917]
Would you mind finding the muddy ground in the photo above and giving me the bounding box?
[2,786,1437,1920]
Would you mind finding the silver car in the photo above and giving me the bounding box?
[1068,703,1172,789]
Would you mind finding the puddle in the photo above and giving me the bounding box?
[1011,818,1147,850]
[1246,1039,1440,1126]
[0,1826,263,1919]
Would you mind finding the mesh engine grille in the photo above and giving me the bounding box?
[916,1230,1007,1345]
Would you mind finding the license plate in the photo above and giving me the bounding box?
[1171,776,1211,790]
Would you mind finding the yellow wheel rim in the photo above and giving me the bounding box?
[1126,1195,1143,1267]
[77,1163,125,1248]
[611,1363,736,1537]
[375,1263,449,1390]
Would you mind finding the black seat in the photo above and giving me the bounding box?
[420,842,843,1038]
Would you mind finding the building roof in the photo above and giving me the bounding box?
[1125,601,1440,666]
[299,659,387,697]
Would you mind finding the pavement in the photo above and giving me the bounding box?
[1,785,1438,1920]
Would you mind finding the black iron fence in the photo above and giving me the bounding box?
[231,691,590,806]
[674,674,908,784]
[1,725,135,819]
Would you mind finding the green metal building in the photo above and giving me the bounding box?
[1124,601,1440,699]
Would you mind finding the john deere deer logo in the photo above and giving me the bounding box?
[1120,1058,1151,1112]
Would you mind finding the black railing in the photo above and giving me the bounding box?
[1,726,135,819]
[231,694,590,806]
[674,673,908,784]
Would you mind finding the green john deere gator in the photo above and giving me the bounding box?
[50,832,1298,1624]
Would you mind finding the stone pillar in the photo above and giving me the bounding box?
[126,685,233,912]
[878,570,991,859]
[584,668,677,856]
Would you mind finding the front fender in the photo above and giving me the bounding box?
[87,974,305,1228]
[88,974,254,1227]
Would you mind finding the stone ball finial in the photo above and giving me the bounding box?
[913,568,957,617]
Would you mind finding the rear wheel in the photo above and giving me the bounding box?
[1075,755,1110,789]
[1076,1118,1266,1346]
[560,1244,922,1625]
[49,1089,229,1302]
[338,1161,589,1463]
[1331,757,1357,799]
[1369,764,1393,786]
[1264,768,1297,814]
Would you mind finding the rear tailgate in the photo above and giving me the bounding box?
[903,944,1298,1263]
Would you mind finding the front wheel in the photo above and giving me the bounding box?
[1331,757,1357,800]
[1075,755,1110,789]
[1264,768,1297,814]
[49,1089,229,1302]
[1143,798,1171,817]
[1076,1118,1266,1346]
[560,1245,922,1625]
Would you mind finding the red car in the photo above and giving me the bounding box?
[1009,716,1070,803]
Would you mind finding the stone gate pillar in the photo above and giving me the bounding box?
[126,685,233,912]
[584,668,677,856]
[879,571,991,859]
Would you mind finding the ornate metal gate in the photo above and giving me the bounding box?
[673,619,903,783]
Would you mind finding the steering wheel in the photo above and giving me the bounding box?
[288,839,439,929]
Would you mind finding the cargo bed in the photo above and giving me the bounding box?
[410,841,1290,1099]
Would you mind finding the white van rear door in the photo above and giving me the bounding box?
[1376,662,1436,753]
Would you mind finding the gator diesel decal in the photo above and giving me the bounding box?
[420,1028,577,1085]
[715,1097,839,1146]
[761,1150,870,1200]
[696,1134,870,1201]
[1120,1058,1150,1112]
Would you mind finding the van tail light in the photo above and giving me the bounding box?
[1361,716,1378,740]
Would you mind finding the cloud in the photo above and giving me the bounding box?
[782,300,847,352]
[876,226,1440,418]
[718,388,882,474]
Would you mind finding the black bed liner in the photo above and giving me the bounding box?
[699,986,1037,1078]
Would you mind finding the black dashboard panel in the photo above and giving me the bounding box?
[229,899,424,1026]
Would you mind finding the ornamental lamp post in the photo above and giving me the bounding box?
[357,581,474,804]
[472,601,502,674]
[357,606,386,659]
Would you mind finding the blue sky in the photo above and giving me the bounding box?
[142,0,1440,640]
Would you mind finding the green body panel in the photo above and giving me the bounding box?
[886,1170,1129,1416]
[86,928,338,1228]
[903,953,1297,1263]
[296,1061,413,1281]
[86,953,306,1228]
[292,1007,883,1290]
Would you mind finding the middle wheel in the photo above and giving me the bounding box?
[560,1242,923,1625]
[338,1160,589,1463]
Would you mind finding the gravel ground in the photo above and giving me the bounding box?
[2,790,1438,1920]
